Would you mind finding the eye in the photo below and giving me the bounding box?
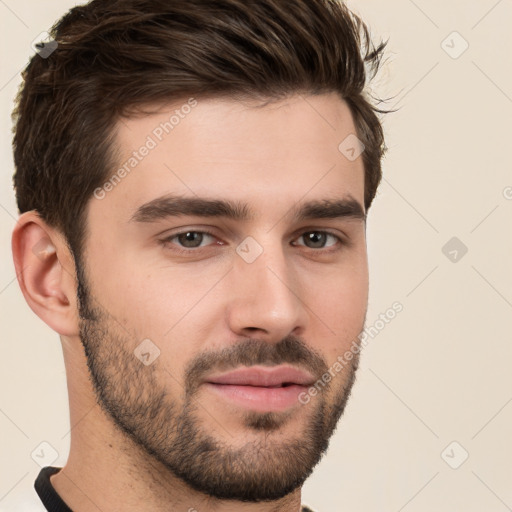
[160,230,218,252]
[293,231,342,250]
[158,228,345,255]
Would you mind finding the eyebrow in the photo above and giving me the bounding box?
[129,194,366,224]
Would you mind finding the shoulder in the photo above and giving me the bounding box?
[301,506,316,512]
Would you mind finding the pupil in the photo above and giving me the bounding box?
[307,232,324,248]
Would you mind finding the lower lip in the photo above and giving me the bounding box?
[204,383,307,412]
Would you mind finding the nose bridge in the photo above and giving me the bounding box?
[226,234,306,338]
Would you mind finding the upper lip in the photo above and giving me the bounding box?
[205,365,316,387]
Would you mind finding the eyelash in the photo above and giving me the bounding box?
[158,228,346,256]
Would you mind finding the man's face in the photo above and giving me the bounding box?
[77,93,369,501]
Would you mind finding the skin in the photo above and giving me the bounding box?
[12,92,369,512]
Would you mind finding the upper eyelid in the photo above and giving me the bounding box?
[158,222,348,237]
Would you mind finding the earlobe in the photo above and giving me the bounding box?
[11,211,80,337]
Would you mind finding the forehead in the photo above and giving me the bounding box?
[91,93,365,226]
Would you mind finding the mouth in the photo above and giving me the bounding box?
[203,365,316,413]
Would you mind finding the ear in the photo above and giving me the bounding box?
[11,211,80,337]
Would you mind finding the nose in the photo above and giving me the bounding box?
[225,238,309,342]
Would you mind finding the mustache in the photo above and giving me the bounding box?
[184,336,329,396]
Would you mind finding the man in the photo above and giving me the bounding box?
[10,0,389,510]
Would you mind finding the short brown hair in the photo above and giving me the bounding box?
[12,0,390,265]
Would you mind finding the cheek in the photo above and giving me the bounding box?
[116,272,221,370]
[320,278,367,334]
[309,246,368,308]
[305,259,368,359]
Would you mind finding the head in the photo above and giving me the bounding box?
[12,0,389,504]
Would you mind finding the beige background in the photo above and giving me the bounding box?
[1,1,511,511]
